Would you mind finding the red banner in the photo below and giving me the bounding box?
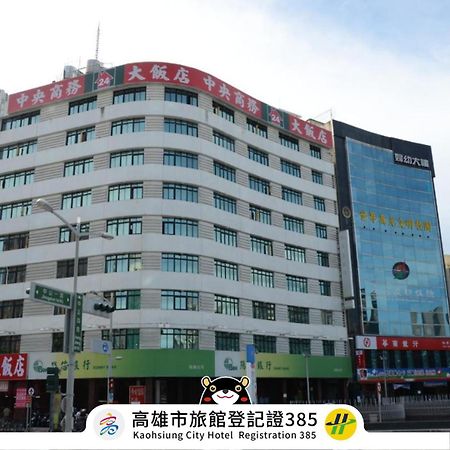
[0,353,27,380]
[129,385,146,404]
[8,76,85,114]
[356,335,450,351]
[14,387,29,408]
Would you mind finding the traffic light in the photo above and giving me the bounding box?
[93,302,115,313]
[46,367,60,393]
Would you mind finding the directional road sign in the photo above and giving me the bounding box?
[28,282,72,309]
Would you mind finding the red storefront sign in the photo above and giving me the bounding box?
[0,353,27,380]
[356,335,450,351]
[129,385,146,404]
[7,62,333,149]
[8,76,85,114]
[15,387,29,408]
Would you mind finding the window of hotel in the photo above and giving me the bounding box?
[213,131,235,151]
[254,335,276,353]
[215,295,239,315]
[110,150,144,168]
[106,217,142,236]
[59,223,90,243]
[66,126,95,145]
[285,244,306,262]
[64,158,93,177]
[0,232,29,251]
[282,187,302,205]
[163,183,198,202]
[283,216,305,234]
[52,332,64,352]
[164,119,198,137]
[56,259,87,278]
[161,329,198,350]
[102,328,140,349]
[314,196,326,212]
[250,205,271,224]
[322,310,333,325]
[0,200,32,220]
[251,236,273,255]
[323,340,335,356]
[251,268,274,288]
[164,88,198,106]
[61,191,91,209]
[288,306,309,324]
[0,336,21,353]
[212,102,235,122]
[161,290,199,311]
[214,226,237,247]
[281,159,301,177]
[249,176,271,195]
[317,251,329,267]
[163,150,198,169]
[312,170,323,184]
[316,224,328,239]
[279,133,299,151]
[113,87,146,104]
[289,338,311,355]
[0,169,34,189]
[1,111,39,131]
[319,280,331,296]
[0,140,37,160]
[216,332,239,351]
[105,254,142,273]
[0,265,26,284]
[0,300,23,319]
[252,301,275,320]
[215,260,238,281]
[214,192,237,214]
[108,183,143,201]
[247,119,267,138]
[214,161,236,182]
[310,145,321,159]
[68,96,97,114]
[161,253,199,273]
[111,118,145,135]
[286,274,308,293]
[104,290,141,310]
[162,218,198,237]
[248,147,269,166]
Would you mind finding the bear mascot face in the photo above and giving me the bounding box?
[199,376,252,405]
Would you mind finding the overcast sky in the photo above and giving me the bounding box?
[1,0,450,252]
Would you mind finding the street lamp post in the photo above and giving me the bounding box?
[381,351,388,400]
[35,198,113,432]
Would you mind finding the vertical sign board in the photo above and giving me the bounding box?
[129,385,146,404]
[73,294,84,353]
[15,387,28,408]
[246,344,257,404]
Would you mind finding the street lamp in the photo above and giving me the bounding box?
[89,290,116,404]
[35,198,113,432]
[380,351,388,400]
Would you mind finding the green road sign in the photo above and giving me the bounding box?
[73,294,83,353]
[28,282,72,308]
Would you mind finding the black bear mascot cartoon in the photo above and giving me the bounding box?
[200,376,252,405]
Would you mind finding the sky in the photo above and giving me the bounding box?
[1,0,450,251]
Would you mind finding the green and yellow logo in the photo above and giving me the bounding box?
[325,408,357,440]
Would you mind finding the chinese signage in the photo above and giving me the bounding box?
[358,210,432,233]
[215,351,352,378]
[7,62,333,149]
[15,387,29,409]
[357,367,450,382]
[393,152,431,171]
[29,282,72,308]
[73,293,83,353]
[27,350,214,379]
[356,335,450,351]
[129,385,146,404]
[0,353,27,380]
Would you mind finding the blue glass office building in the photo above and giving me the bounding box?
[334,121,450,394]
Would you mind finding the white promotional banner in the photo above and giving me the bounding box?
[0,404,449,449]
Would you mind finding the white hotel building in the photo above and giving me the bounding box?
[0,61,350,411]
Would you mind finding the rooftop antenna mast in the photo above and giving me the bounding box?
[95,23,100,60]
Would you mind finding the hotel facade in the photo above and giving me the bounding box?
[0,61,350,411]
